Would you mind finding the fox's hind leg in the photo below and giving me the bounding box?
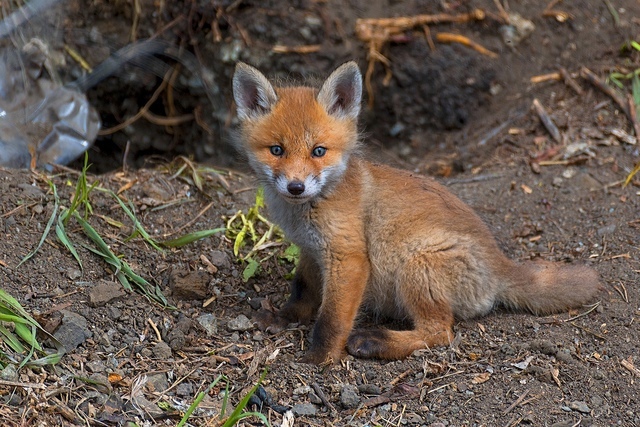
[347,253,455,359]
[255,251,322,332]
[346,302,454,359]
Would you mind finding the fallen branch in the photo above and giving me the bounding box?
[533,98,562,143]
[435,32,498,58]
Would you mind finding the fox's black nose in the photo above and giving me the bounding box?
[287,181,305,195]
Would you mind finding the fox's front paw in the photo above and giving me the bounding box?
[346,329,389,359]
[299,348,339,366]
[253,310,290,334]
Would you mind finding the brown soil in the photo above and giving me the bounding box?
[1,0,639,426]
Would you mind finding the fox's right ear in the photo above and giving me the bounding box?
[233,62,278,120]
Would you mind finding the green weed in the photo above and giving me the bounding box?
[0,289,63,368]
[225,187,297,282]
[177,370,270,427]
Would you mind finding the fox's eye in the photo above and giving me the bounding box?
[312,146,327,157]
[270,145,284,156]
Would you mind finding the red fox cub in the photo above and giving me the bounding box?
[232,61,601,364]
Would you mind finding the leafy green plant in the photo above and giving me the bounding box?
[177,371,270,427]
[225,187,297,282]
[0,289,63,368]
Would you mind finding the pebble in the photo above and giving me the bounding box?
[0,364,18,381]
[597,224,616,236]
[196,313,218,336]
[169,270,209,300]
[340,384,360,409]
[292,403,317,416]
[357,383,381,395]
[293,385,311,396]
[54,310,92,351]
[227,314,254,332]
[176,382,194,397]
[88,281,127,307]
[309,392,322,405]
[209,250,231,269]
[152,341,172,359]
[166,329,186,351]
[569,400,591,413]
[67,268,82,280]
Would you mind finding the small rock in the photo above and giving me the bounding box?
[86,360,106,373]
[552,177,563,187]
[88,281,127,307]
[54,310,92,351]
[569,400,591,414]
[169,269,209,300]
[292,403,317,416]
[247,297,265,310]
[309,392,322,405]
[293,385,311,396]
[166,329,186,351]
[340,384,360,409]
[527,339,557,356]
[126,393,164,418]
[176,382,194,397]
[67,268,82,280]
[152,341,172,359]
[357,384,381,395]
[597,224,616,237]
[227,314,254,332]
[196,313,218,336]
[0,364,18,381]
[209,250,231,269]
[146,373,168,393]
[17,183,44,198]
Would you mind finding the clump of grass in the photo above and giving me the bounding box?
[225,187,298,282]
[177,371,270,427]
[0,289,63,368]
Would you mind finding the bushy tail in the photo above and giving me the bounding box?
[498,261,601,315]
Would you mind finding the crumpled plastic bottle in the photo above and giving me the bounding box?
[0,39,101,169]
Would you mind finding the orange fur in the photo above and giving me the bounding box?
[233,62,601,363]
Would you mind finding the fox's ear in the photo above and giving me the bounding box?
[233,62,278,120]
[317,61,362,120]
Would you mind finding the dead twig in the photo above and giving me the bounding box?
[580,67,632,122]
[435,32,498,58]
[621,358,640,377]
[355,9,486,106]
[613,281,629,303]
[559,67,584,95]
[311,382,337,414]
[272,44,321,54]
[0,379,46,389]
[627,94,640,138]
[533,98,562,143]
[503,389,530,415]
[564,301,601,322]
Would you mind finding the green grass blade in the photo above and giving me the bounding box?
[176,375,225,427]
[97,188,163,251]
[160,228,225,248]
[632,72,640,116]
[56,209,83,270]
[223,370,270,427]
[0,325,26,353]
[17,182,59,268]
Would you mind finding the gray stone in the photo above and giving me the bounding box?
[340,384,360,409]
[569,400,591,414]
[169,269,209,300]
[151,341,172,359]
[54,310,92,351]
[67,268,82,280]
[247,297,264,310]
[196,313,218,336]
[357,384,381,395]
[0,364,18,381]
[209,250,231,269]
[147,372,169,392]
[166,329,186,351]
[227,314,254,332]
[292,403,317,416]
[86,360,106,373]
[88,281,127,307]
[597,224,616,236]
[176,382,194,397]
[293,385,311,396]
[309,392,322,405]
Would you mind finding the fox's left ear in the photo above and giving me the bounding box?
[317,61,362,120]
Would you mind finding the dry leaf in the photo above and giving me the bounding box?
[472,372,491,384]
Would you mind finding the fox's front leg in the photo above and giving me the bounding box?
[256,251,322,332]
[302,250,370,364]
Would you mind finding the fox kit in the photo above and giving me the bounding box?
[232,61,601,364]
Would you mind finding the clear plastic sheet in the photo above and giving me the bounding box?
[0,40,100,169]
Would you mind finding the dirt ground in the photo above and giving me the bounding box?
[1,0,640,426]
